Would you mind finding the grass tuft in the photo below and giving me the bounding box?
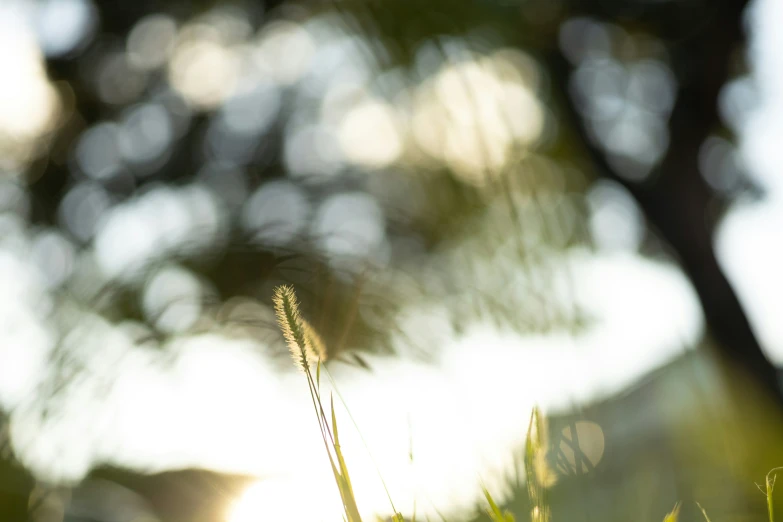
[273,284,783,522]
[273,284,362,521]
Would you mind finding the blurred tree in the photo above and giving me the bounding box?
[3,0,782,517]
[538,0,783,407]
[336,0,783,407]
[16,0,780,408]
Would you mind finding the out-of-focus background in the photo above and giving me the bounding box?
[1,0,783,520]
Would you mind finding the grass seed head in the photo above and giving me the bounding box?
[273,285,310,371]
[302,318,328,362]
[272,285,328,371]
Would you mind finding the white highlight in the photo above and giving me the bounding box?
[0,248,701,520]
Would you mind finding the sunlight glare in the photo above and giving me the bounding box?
[338,99,403,168]
[0,11,61,167]
[169,24,240,109]
[409,50,544,184]
[255,21,315,86]
[227,479,343,522]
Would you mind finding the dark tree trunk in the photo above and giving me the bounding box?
[545,0,783,407]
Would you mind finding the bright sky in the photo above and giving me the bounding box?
[715,0,783,364]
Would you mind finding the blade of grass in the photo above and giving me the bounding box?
[663,503,680,522]
[765,467,783,522]
[525,407,551,522]
[324,365,400,516]
[331,393,363,522]
[695,502,712,522]
[483,486,514,522]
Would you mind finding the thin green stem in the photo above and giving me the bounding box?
[323,365,400,516]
